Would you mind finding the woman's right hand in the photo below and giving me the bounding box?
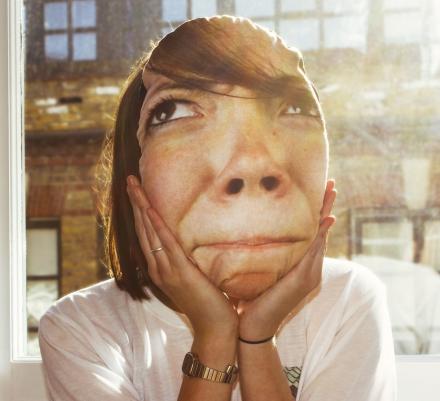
[126,175,239,340]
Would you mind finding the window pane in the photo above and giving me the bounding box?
[72,0,96,28]
[323,0,367,13]
[73,32,97,60]
[191,0,216,18]
[361,221,414,261]
[44,1,67,30]
[27,331,41,357]
[281,0,316,13]
[384,12,422,44]
[384,0,421,10]
[26,228,58,276]
[27,280,58,328]
[235,0,275,18]
[45,33,68,60]
[279,18,319,51]
[422,221,440,272]
[256,19,276,32]
[324,16,366,50]
[162,0,187,22]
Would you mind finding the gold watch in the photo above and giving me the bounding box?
[182,352,238,384]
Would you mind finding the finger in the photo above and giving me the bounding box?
[146,207,196,271]
[126,186,161,285]
[308,216,335,258]
[128,175,151,209]
[128,182,162,251]
[320,179,335,210]
[139,207,176,279]
[320,190,337,223]
[320,179,336,215]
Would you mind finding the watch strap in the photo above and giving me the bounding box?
[182,352,238,384]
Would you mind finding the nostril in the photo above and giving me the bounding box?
[261,176,279,191]
[226,178,244,194]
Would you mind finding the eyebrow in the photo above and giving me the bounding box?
[145,82,201,101]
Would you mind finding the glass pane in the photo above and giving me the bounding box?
[323,0,367,13]
[353,253,440,354]
[27,280,58,328]
[26,228,58,276]
[191,0,216,18]
[422,221,440,272]
[27,331,41,357]
[72,0,96,28]
[361,221,414,261]
[45,33,68,60]
[384,12,422,44]
[279,18,319,51]
[384,0,421,10]
[73,32,97,60]
[324,16,366,50]
[256,19,276,32]
[281,0,316,13]
[235,0,275,18]
[162,0,187,22]
[44,2,67,30]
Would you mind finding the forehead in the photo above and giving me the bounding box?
[142,70,260,100]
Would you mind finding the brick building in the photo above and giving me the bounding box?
[24,0,440,355]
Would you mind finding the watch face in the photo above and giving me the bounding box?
[182,352,195,375]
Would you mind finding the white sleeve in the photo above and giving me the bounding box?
[299,285,397,401]
[39,310,141,401]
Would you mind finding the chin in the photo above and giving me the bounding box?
[219,272,278,301]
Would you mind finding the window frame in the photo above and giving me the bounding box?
[1,0,440,400]
[26,219,61,337]
[349,207,440,264]
[43,0,97,61]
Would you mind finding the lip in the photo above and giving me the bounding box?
[200,237,298,250]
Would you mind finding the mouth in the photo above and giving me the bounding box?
[197,236,299,251]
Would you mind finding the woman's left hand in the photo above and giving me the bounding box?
[237,179,337,342]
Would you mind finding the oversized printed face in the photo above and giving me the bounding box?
[136,71,329,301]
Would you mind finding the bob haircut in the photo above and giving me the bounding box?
[95,15,324,301]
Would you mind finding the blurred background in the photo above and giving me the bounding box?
[23,0,440,357]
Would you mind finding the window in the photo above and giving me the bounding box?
[323,0,366,13]
[192,0,217,18]
[383,0,422,45]
[279,18,319,51]
[235,0,275,18]
[324,15,366,50]
[43,0,97,61]
[384,11,422,45]
[26,220,61,357]
[162,0,187,22]
[384,0,420,10]
[161,0,217,33]
[350,208,440,354]
[281,0,316,13]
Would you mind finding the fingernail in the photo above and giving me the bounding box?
[127,176,133,186]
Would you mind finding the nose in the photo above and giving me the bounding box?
[211,143,291,201]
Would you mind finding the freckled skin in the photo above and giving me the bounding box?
[138,73,328,301]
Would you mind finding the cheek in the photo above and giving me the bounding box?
[286,132,327,186]
[138,144,208,230]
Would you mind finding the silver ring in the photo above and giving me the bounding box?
[150,246,164,254]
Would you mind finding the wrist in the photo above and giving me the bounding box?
[238,334,275,345]
[192,331,238,371]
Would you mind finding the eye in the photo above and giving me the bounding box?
[281,103,321,119]
[283,105,303,115]
[148,99,198,127]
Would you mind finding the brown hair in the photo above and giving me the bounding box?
[95,15,323,301]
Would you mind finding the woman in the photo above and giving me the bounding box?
[39,15,397,401]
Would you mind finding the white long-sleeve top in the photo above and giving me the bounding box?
[38,257,397,401]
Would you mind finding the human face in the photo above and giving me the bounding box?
[137,71,329,301]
